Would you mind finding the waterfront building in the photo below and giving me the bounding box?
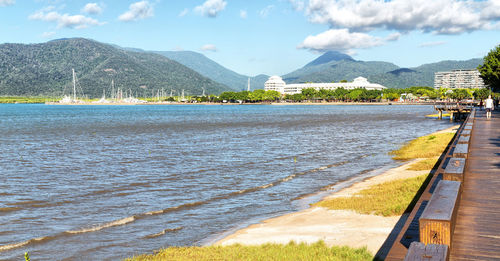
[434,69,485,89]
[264,76,386,95]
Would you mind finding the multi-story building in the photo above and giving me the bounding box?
[264,76,386,95]
[434,69,485,89]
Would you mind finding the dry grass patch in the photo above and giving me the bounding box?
[126,241,373,261]
[406,158,439,171]
[314,174,428,217]
[390,133,455,160]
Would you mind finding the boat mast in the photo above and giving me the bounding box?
[72,68,77,101]
[247,78,251,92]
[111,79,115,100]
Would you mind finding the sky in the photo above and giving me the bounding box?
[0,0,499,76]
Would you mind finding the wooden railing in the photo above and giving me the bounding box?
[386,109,475,261]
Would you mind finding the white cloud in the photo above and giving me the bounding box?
[418,41,447,47]
[82,3,102,15]
[297,29,383,52]
[195,0,227,18]
[260,5,274,18]
[178,8,189,17]
[42,31,56,38]
[386,32,401,41]
[201,44,217,52]
[119,1,154,22]
[29,8,103,29]
[240,10,247,19]
[302,0,500,35]
[0,0,14,7]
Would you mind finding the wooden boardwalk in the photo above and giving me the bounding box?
[450,109,500,260]
[384,109,500,260]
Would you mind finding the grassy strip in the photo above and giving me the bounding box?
[313,174,428,217]
[126,241,373,261]
[0,96,58,103]
[314,130,454,216]
[390,133,455,160]
[406,158,439,171]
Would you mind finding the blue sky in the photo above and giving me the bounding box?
[0,0,499,76]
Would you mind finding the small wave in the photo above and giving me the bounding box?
[6,200,46,206]
[66,216,137,234]
[0,207,21,213]
[145,201,208,216]
[0,235,55,252]
[226,159,355,197]
[143,227,183,239]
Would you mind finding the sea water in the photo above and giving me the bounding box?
[0,104,454,260]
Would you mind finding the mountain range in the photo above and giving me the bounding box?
[282,51,483,89]
[0,38,231,97]
[156,51,269,91]
[0,38,484,97]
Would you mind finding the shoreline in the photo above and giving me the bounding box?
[212,125,459,255]
[13,101,437,106]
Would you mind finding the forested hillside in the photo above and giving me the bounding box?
[0,38,232,97]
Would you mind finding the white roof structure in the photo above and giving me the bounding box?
[264,76,386,95]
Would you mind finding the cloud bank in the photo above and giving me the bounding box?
[29,7,103,29]
[195,0,227,18]
[294,0,500,53]
[82,3,103,15]
[304,0,500,34]
[119,1,154,22]
[298,29,383,52]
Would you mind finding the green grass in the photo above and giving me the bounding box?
[390,133,455,160]
[125,241,373,261]
[0,96,58,103]
[406,158,440,171]
[313,174,429,217]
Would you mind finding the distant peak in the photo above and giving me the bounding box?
[305,51,353,67]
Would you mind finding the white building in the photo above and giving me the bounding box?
[434,69,485,89]
[264,76,386,95]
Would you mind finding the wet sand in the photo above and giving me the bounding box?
[214,125,459,255]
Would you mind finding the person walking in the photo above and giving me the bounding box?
[485,95,494,119]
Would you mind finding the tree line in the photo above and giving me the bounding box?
[210,87,498,104]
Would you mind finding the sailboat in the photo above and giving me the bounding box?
[92,88,111,104]
[59,69,83,104]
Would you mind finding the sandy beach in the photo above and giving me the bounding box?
[214,125,459,255]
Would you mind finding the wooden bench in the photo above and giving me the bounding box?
[452,144,468,158]
[404,242,449,261]
[419,180,461,247]
[457,135,470,144]
[443,158,466,182]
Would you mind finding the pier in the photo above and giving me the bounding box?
[385,108,500,260]
[434,102,474,121]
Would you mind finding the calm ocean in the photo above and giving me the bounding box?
[0,104,453,260]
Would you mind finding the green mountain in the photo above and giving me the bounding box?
[156,51,268,90]
[367,59,483,88]
[282,51,400,83]
[0,38,232,97]
[282,51,483,88]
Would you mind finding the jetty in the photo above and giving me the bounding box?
[385,108,500,260]
[434,102,474,121]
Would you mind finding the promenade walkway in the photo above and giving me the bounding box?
[385,109,500,260]
[450,109,500,260]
